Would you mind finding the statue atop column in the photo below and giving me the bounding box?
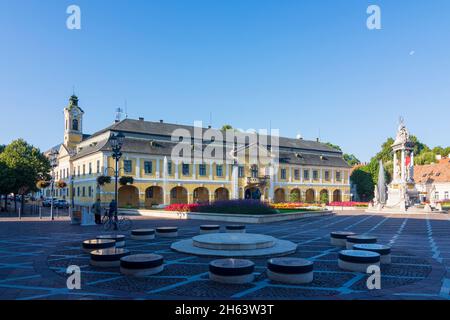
[367,119,444,213]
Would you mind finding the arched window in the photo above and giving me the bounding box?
[72,119,79,131]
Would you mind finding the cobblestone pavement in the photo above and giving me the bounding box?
[0,211,449,300]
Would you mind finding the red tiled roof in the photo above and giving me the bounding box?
[414,158,450,184]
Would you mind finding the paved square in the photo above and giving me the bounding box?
[0,211,449,300]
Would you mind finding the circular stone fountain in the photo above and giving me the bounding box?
[171,233,297,257]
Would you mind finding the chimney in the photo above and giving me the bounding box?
[139,117,144,121]
[208,125,212,129]
[159,120,164,123]
[316,138,319,142]
[436,154,442,161]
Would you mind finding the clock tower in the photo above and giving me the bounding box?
[63,94,84,150]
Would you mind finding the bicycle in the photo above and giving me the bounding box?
[102,209,132,231]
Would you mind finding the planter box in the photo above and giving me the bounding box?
[119,208,333,224]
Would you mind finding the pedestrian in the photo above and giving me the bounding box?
[92,198,102,224]
[109,199,117,218]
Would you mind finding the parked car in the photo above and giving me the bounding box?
[55,200,69,209]
[42,198,57,207]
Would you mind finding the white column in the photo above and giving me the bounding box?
[156,158,160,178]
[209,161,213,180]
[175,160,179,179]
[289,167,292,182]
[192,161,196,179]
[310,168,313,184]
[232,164,239,199]
[269,162,275,202]
[393,152,398,182]
[135,158,140,178]
[401,149,405,183]
[163,156,169,204]
[320,169,323,184]
[226,163,230,179]
[300,167,304,184]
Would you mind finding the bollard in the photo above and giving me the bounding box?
[39,207,42,219]
[18,207,21,220]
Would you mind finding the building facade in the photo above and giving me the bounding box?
[414,157,450,202]
[44,95,351,208]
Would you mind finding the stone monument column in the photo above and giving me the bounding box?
[401,149,406,183]
[393,152,398,182]
[409,151,415,183]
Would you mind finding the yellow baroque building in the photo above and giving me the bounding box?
[44,95,351,208]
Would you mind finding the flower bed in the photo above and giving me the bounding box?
[164,203,200,213]
[165,200,277,215]
[271,202,322,209]
[329,201,369,207]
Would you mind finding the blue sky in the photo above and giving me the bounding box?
[1,0,450,161]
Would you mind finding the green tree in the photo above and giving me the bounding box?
[289,191,300,202]
[0,140,51,213]
[320,192,329,204]
[325,142,342,151]
[415,151,437,165]
[325,142,361,166]
[350,168,375,201]
[343,154,361,166]
[0,161,14,211]
[221,124,233,131]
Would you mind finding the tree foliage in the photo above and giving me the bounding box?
[325,142,361,166]
[352,135,450,200]
[350,168,375,201]
[0,139,51,196]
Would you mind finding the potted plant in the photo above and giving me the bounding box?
[36,180,51,189]
[97,175,112,186]
[119,176,134,186]
[56,180,67,189]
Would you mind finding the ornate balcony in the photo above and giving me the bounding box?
[247,175,270,186]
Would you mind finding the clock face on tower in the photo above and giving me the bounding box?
[71,109,79,117]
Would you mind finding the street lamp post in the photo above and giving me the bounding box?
[49,149,59,221]
[110,132,125,230]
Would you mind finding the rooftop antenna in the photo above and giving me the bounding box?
[124,99,128,119]
[72,85,75,95]
[209,112,212,128]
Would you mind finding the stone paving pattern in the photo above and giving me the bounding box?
[0,211,449,300]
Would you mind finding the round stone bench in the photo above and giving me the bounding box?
[96,235,126,247]
[353,244,392,264]
[156,227,178,238]
[346,235,377,249]
[90,248,130,267]
[131,229,155,240]
[209,259,255,284]
[267,258,314,284]
[338,250,380,272]
[200,225,221,234]
[225,225,246,233]
[330,231,357,247]
[120,254,164,276]
[82,239,115,253]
